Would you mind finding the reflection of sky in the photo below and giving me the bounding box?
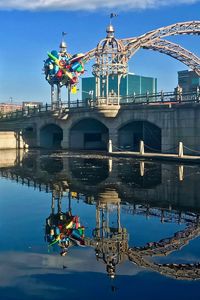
[0,250,200,300]
[0,249,142,300]
[1,158,200,299]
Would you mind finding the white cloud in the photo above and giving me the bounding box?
[0,0,199,11]
[0,249,141,293]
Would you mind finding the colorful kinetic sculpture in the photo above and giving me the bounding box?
[44,49,85,92]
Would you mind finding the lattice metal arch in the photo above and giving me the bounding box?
[85,21,200,76]
[143,40,200,76]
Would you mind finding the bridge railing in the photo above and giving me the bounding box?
[0,89,199,121]
[120,90,200,105]
[0,103,53,121]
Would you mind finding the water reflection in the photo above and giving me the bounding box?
[91,189,128,279]
[0,149,200,284]
[1,150,200,211]
[45,190,85,256]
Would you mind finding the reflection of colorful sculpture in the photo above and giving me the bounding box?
[46,211,85,256]
[44,48,85,92]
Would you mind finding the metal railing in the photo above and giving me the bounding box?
[0,89,199,121]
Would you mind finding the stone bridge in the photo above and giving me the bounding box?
[1,98,200,155]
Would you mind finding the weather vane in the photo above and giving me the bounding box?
[62,31,67,41]
[110,13,118,25]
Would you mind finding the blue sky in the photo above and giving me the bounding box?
[0,0,199,103]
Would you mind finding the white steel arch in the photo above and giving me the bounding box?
[85,21,200,75]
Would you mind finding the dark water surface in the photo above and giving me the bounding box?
[0,150,200,300]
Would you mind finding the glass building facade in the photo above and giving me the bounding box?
[178,70,200,93]
[82,74,157,101]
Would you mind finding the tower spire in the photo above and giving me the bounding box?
[59,32,67,54]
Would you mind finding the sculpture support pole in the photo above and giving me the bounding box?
[51,84,55,110]
[68,87,71,108]
[57,84,61,108]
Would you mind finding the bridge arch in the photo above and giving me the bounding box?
[40,123,63,149]
[118,120,161,152]
[68,157,110,187]
[69,118,109,150]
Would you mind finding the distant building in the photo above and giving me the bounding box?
[82,74,157,101]
[0,103,22,114]
[178,70,200,93]
[22,101,43,108]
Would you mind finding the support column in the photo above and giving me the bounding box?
[61,126,70,149]
[15,130,26,149]
[68,87,71,108]
[57,84,61,108]
[109,128,118,152]
[95,76,100,100]
[117,75,120,105]
[51,84,55,109]
[106,75,109,105]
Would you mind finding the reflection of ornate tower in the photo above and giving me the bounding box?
[92,24,128,106]
[46,189,68,227]
[93,189,129,278]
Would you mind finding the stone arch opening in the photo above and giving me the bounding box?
[69,157,109,186]
[118,121,161,152]
[40,124,63,149]
[40,157,63,174]
[70,118,109,150]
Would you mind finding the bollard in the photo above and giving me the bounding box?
[140,161,145,176]
[178,142,184,158]
[108,139,112,153]
[139,140,144,155]
[178,165,184,181]
[108,158,113,172]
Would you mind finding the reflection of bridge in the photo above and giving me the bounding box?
[1,150,200,280]
[1,150,200,212]
[46,184,200,280]
[0,21,200,154]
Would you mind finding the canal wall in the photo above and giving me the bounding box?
[0,132,19,149]
[0,131,30,150]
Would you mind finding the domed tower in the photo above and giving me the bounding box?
[92,24,128,105]
[59,40,67,54]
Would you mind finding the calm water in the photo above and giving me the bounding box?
[0,150,200,300]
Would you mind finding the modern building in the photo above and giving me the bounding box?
[178,70,200,93]
[82,73,157,101]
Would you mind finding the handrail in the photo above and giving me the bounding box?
[0,89,199,121]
